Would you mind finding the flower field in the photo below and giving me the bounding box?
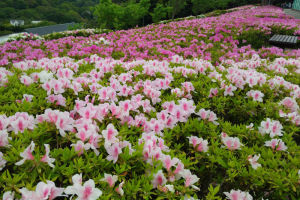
[0,5,300,200]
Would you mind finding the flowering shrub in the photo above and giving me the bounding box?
[0,5,299,200]
[0,33,44,44]
[43,29,112,40]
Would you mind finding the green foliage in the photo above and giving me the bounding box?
[0,0,99,23]
[151,3,173,23]
[94,0,124,30]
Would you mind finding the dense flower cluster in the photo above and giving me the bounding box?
[0,5,299,200]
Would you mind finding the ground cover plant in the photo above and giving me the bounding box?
[0,5,299,200]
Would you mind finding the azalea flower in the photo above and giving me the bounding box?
[208,88,218,98]
[224,189,253,200]
[180,169,200,188]
[184,195,199,200]
[22,94,34,102]
[2,191,14,200]
[224,84,237,96]
[161,155,178,171]
[246,90,264,102]
[246,123,254,130]
[15,141,35,166]
[258,118,283,138]
[0,130,10,147]
[38,71,54,83]
[152,170,167,188]
[247,154,261,170]
[65,174,102,200]
[105,143,122,163]
[115,181,125,196]
[20,180,64,200]
[165,184,175,193]
[187,136,209,152]
[265,139,287,151]
[20,75,34,86]
[71,141,91,155]
[0,152,7,170]
[10,113,36,134]
[102,123,118,144]
[41,144,56,168]
[280,97,299,112]
[101,173,118,188]
[196,109,219,125]
[0,115,8,130]
[221,135,243,150]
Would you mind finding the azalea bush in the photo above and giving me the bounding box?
[43,29,112,40]
[0,5,300,200]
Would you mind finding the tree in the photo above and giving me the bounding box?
[168,0,186,19]
[191,0,215,15]
[94,0,124,29]
[151,3,172,22]
[139,0,151,25]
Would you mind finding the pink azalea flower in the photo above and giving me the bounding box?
[65,174,102,200]
[180,169,199,188]
[161,155,178,171]
[102,123,118,144]
[280,97,299,112]
[0,115,8,130]
[152,170,167,188]
[20,180,64,200]
[71,141,91,156]
[105,143,122,163]
[0,130,10,147]
[46,94,66,107]
[22,94,34,102]
[173,160,184,175]
[78,104,97,120]
[258,118,283,138]
[222,136,243,150]
[15,141,35,166]
[55,111,74,137]
[41,144,55,168]
[224,84,237,96]
[187,136,209,152]
[196,109,219,125]
[9,113,35,134]
[247,154,261,170]
[115,181,125,196]
[265,139,287,151]
[246,90,264,102]
[2,191,15,200]
[0,152,7,170]
[35,181,64,200]
[101,173,118,188]
[208,88,218,98]
[20,75,34,86]
[224,189,253,200]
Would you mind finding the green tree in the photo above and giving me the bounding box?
[139,0,151,26]
[191,0,214,15]
[94,0,124,29]
[151,3,172,22]
[168,0,186,19]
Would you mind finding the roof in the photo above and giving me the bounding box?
[25,22,75,36]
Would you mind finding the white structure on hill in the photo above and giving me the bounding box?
[10,20,24,26]
[31,21,42,24]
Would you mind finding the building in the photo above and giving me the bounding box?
[293,0,300,10]
[10,20,24,26]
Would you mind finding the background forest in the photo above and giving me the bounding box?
[0,0,293,32]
